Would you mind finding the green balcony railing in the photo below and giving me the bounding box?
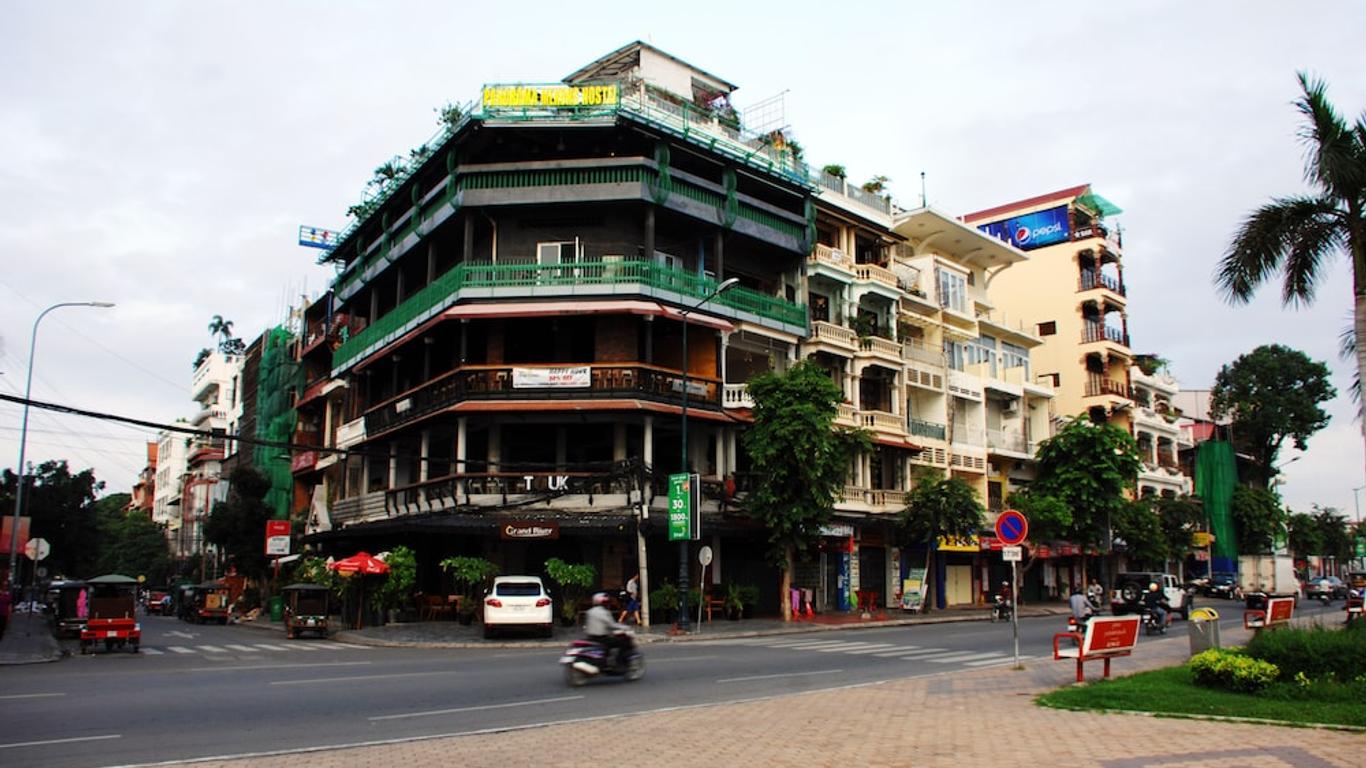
[332,260,807,371]
[909,419,947,441]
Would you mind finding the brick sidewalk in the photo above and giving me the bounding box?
[195,621,1363,768]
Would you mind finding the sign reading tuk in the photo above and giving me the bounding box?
[501,521,560,540]
[482,83,619,110]
[667,472,700,541]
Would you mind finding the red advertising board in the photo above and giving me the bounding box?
[1267,597,1295,625]
[1085,615,1141,654]
[264,520,291,556]
[0,516,30,555]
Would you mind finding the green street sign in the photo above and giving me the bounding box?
[1356,538,1366,558]
[668,473,699,541]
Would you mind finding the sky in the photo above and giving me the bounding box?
[1,2,1363,521]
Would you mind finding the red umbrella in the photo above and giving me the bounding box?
[328,551,390,577]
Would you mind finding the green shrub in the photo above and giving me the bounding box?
[544,558,596,623]
[1189,648,1279,693]
[650,581,680,617]
[1245,621,1366,683]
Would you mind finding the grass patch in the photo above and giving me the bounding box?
[1037,665,1366,728]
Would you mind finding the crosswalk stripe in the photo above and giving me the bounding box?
[252,643,291,652]
[284,643,322,651]
[841,644,899,654]
[812,643,881,652]
[197,645,228,653]
[140,647,164,655]
[224,644,260,653]
[167,646,195,654]
[763,640,851,649]
[908,650,982,662]
[318,642,370,650]
[873,647,945,658]
[965,655,1035,667]
[927,652,1002,664]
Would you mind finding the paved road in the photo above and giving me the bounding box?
[0,602,1343,767]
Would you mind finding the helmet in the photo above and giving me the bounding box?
[591,592,610,606]
[1148,583,1159,592]
[1002,581,1009,586]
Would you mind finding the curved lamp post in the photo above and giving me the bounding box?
[6,302,115,589]
[677,277,738,632]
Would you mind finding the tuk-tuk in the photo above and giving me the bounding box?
[47,580,88,638]
[193,580,232,624]
[282,583,331,639]
[176,583,198,622]
[80,574,141,654]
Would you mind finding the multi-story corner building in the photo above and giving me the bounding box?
[313,41,810,605]
[127,442,157,518]
[1129,361,1193,498]
[300,42,1055,616]
[801,183,1053,608]
[963,185,1133,432]
[176,350,239,565]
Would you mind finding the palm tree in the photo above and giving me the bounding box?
[1215,72,1366,465]
[207,315,236,355]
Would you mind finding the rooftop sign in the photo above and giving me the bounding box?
[976,204,1070,251]
[482,83,619,110]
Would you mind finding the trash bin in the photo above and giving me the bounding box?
[1188,607,1220,655]
[269,596,284,623]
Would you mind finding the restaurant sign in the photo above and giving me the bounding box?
[482,83,619,109]
[501,521,560,540]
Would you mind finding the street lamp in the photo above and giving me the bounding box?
[6,302,115,589]
[677,277,739,632]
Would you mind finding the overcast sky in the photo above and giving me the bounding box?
[2,2,1363,521]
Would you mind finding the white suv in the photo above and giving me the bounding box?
[482,576,553,639]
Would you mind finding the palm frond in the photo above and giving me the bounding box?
[1295,72,1366,200]
[1339,321,1361,419]
[1281,207,1346,306]
[1216,195,1340,304]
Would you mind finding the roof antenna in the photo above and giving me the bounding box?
[920,171,927,208]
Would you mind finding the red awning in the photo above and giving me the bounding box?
[328,551,390,576]
[872,435,923,452]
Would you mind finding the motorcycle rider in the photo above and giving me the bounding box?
[584,591,629,667]
[995,581,1013,620]
[1087,579,1104,611]
[1142,582,1169,628]
[1068,587,1093,628]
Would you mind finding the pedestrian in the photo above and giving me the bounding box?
[1087,579,1104,610]
[619,572,641,625]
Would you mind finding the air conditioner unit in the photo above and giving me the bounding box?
[1002,400,1019,415]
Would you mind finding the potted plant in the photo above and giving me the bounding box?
[724,584,744,620]
[544,557,596,628]
[649,580,680,624]
[440,556,499,626]
[738,584,760,619]
[377,546,417,624]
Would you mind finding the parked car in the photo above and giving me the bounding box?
[1110,571,1194,620]
[1202,572,1237,599]
[1304,576,1348,601]
[482,576,553,639]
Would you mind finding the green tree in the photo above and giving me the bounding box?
[1152,495,1205,577]
[1313,506,1353,561]
[1208,344,1334,485]
[207,315,237,355]
[1287,511,1325,557]
[0,460,103,578]
[94,494,171,583]
[1031,418,1142,581]
[1215,73,1365,467]
[377,545,417,614]
[1113,499,1167,570]
[1230,486,1287,554]
[203,466,273,582]
[742,359,870,620]
[1003,489,1073,580]
[896,472,984,610]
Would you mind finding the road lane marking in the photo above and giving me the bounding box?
[319,642,372,650]
[369,694,584,721]
[224,644,260,653]
[188,661,372,673]
[0,734,121,750]
[840,644,899,654]
[717,669,843,684]
[927,652,1002,664]
[761,640,851,649]
[0,692,65,700]
[646,655,717,663]
[167,646,195,654]
[140,648,164,655]
[166,631,196,639]
[965,655,1035,667]
[251,644,292,651]
[196,645,229,653]
[271,669,466,686]
[871,646,939,657]
[284,643,323,651]
[812,643,881,652]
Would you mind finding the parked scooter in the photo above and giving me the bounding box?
[560,631,645,687]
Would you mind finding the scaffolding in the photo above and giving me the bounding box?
[253,326,299,520]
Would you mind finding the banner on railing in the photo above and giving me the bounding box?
[482,83,618,109]
[512,366,590,389]
[298,225,340,250]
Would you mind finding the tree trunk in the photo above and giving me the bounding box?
[780,546,793,622]
[1356,287,1366,489]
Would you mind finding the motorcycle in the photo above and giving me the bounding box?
[991,595,1013,623]
[560,631,645,687]
[1139,605,1169,635]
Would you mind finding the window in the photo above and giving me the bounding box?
[1037,321,1056,336]
[1038,372,1060,388]
[537,240,580,266]
[937,269,967,313]
[1001,341,1030,378]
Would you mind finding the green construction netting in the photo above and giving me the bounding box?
[1074,191,1123,218]
[1196,440,1238,563]
[253,326,299,520]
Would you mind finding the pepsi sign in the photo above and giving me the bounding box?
[977,204,1071,251]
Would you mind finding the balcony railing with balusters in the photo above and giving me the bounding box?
[810,320,858,349]
[1081,322,1129,346]
[860,409,904,433]
[909,419,947,441]
[809,243,853,271]
[854,263,899,290]
[902,338,945,367]
[1078,270,1126,296]
[1084,374,1131,398]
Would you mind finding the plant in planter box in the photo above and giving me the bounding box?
[724,584,745,620]
[544,558,596,627]
[650,580,680,623]
[440,556,499,625]
[737,584,761,618]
